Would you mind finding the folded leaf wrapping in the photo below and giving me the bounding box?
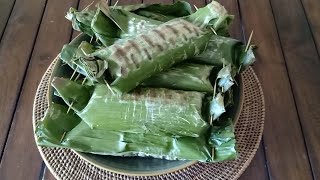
[67,1,233,41]
[87,19,213,93]
[52,77,209,137]
[209,118,237,162]
[142,63,215,92]
[115,1,193,19]
[36,103,212,161]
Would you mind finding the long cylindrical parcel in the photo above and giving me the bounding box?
[36,103,212,162]
[52,77,210,138]
[89,19,213,93]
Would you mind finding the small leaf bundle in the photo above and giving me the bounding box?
[36,0,256,163]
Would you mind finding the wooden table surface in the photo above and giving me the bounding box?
[0,0,319,179]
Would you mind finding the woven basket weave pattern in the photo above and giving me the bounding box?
[33,60,265,180]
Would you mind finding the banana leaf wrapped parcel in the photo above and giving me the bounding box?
[52,77,209,137]
[37,103,212,161]
[35,0,256,163]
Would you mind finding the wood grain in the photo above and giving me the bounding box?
[0,0,78,179]
[217,1,269,179]
[0,0,46,157]
[43,167,56,180]
[301,0,320,54]
[270,0,320,178]
[217,0,242,40]
[238,144,269,180]
[239,0,314,179]
[0,0,15,40]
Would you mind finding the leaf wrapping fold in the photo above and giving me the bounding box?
[87,19,213,93]
[142,63,215,92]
[209,118,237,162]
[52,77,209,137]
[36,103,212,162]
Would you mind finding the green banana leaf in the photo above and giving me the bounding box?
[60,43,108,83]
[52,77,209,137]
[208,47,256,121]
[191,35,241,66]
[36,103,212,162]
[191,35,255,69]
[209,117,237,162]
[118,1,192,22]
[66,8,95,37]
[208,65,236,121]
[66,1,233,46]
[132,10,176,22]
[217,65,235,92]
[61,1,238,93]
[85,20,213,93]
[115,1,193,18]
[40,0,258,164]
[210,93,225,120]
[60,33,255,93]
[36,103,82,147]
[51,77,94,110]
[238,45,256,68]
[109,1,234,37]
[81,2,235,93]
[92,1,164,45]
[66,1,190,42]
[184,1,233,35]
[142,63,215,92]
[66,2,162,46]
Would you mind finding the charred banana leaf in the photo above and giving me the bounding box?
[85,19,213,93]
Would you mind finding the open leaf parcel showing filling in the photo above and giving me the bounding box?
[35,0,255,163]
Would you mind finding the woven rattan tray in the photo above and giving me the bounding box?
[33,59,265,180]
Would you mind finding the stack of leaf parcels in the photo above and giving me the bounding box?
[36,1,255,162]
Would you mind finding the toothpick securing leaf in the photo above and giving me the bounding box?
[245,30,253,52]
[234,78,238,86]
[210,115,213,125]
[67,77,87,114]
[90,36,94,44]
[194,5,199,11]
[74,73,81,81]
[237,65,242,74]
[60,132,66,143]
[113,0,119,9]
[83,1,95,11]
[104,80,115,95]
[213,80,217,97]
[99,0,125,33]
[67,101,74,114]
[211,148,215,160]
[81,77,87,85]
[70,66,79,80]
[210,27,217,35]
